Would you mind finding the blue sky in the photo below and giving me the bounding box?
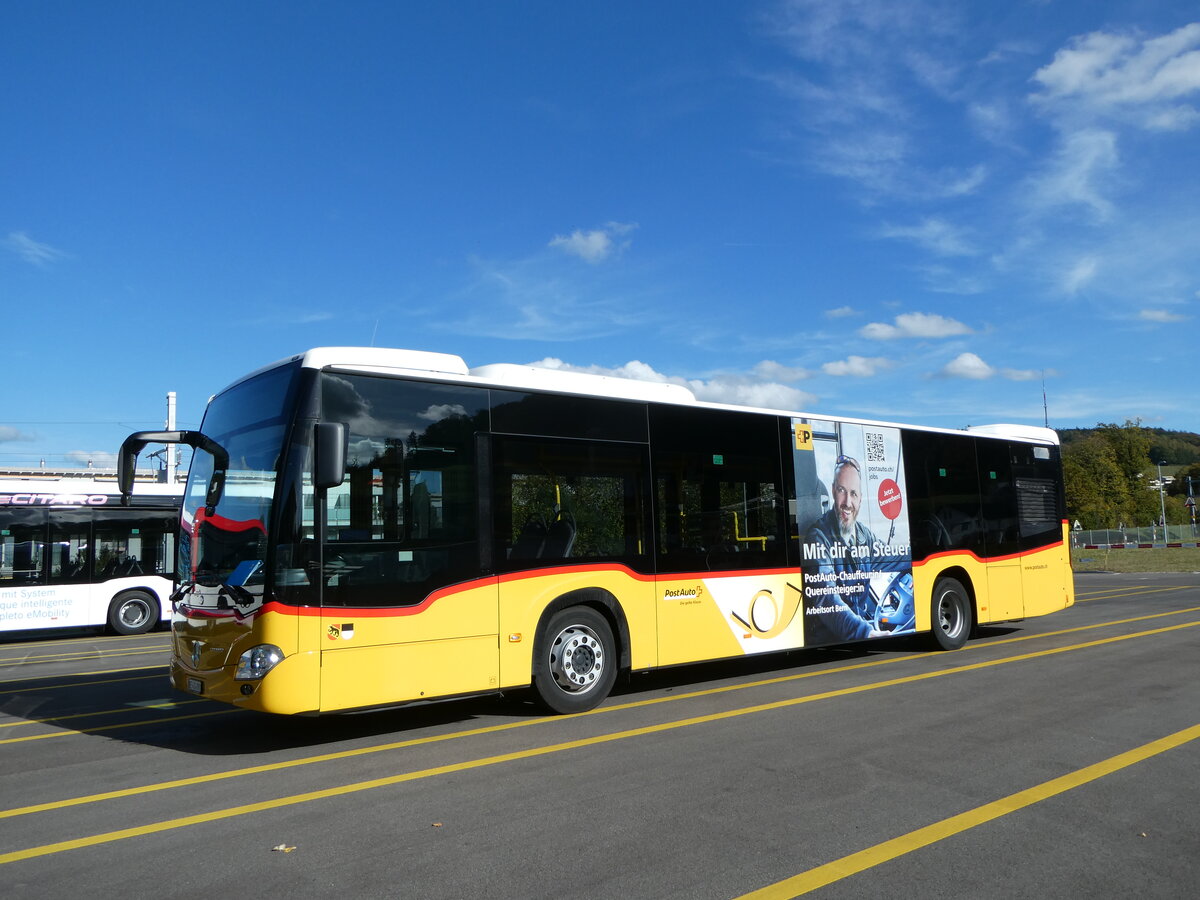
[4,1,1199,471]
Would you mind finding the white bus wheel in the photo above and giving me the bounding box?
[108,591,158,635]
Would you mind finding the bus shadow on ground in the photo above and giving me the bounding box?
[2,629,1025,757]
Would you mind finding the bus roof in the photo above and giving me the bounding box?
[220,346,1060,446]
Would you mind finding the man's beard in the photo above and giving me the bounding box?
[837,518,856,544]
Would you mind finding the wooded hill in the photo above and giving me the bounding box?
[1059,426,1200,467]
[1058,422,1199,528]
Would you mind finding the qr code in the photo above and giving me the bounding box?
[865,431,886,462]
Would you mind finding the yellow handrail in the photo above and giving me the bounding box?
[731,511,768,550]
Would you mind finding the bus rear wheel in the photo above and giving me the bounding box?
[108,591,158,635]
[929,577,971,651]
[532,606,617,714]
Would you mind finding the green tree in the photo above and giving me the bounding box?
[1167,462,1200,498]
[1094,421,1152,484]
[1063,421,1166,528]
[1063,434,1129,529]
[1096,421,1161,525]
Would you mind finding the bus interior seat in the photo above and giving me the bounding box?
[511,509,576,559]
[511,515,548,558]
[542,512,576,557]
[115,556,143,576]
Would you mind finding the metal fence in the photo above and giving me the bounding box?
[1074,525,1200,547]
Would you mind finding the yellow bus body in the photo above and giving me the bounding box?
[171,525,1072,715]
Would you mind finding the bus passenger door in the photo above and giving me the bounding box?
[1013,443,1072,617]
[310,394,500,712]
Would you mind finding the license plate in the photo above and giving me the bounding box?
[187,677,204,695]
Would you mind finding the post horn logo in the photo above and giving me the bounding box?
[730,583,803,639]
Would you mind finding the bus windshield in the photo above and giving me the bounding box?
[179,363,299,591]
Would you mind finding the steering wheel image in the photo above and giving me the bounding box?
[873,571,916,632]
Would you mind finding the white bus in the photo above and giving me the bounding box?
[0,478,180,637]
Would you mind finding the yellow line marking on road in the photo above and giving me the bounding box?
[1074,585,1191,602]
[0,648,168,668]
[0,709,235,745]
[1,607,1197,797]
[0,699,209,730]
[0,710,236,745]
[977,605,1200,649]
[1,620,1196,863]
[0,635,170,651]
[736,723,1200,898]
[0,668,165,690]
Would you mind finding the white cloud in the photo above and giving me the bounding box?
[942,164,989,197]
[548,221,637,264]
[759,1,984,201]
[690,379,816,410]
[1027,128,1119,221]
[527,358,816,411]
[445,253,659,341]
[4,231,66,266]
[936,354,1044,382]
[916,264,987,296]
[941,352,995,380]
[0,425,36,443]
[967,99,1018,146]
[64,450,117,467]
[1139,309,1189,323]
[1144,105,1200,130]
[1062,256,1099,294]
[1031,24,1200,130]
[753,360,810,382]
[1000,367,1041,382]
[879,217,976,256]
[859,311,973,340]
[530,357,670,383]
[821,355,892,377]
[825,305,858,318]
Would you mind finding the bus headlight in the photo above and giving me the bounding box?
[235,644,284,680]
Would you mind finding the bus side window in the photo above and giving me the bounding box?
[649,406,786,574]
[317,373,490,608]
[48,510,91,585]
[0,509,48,586]
[494,437,649,570]
[902,430,985,560]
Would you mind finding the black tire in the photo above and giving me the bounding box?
[108,590,158,635]
[929,577,971,651]
[532,606,617,714]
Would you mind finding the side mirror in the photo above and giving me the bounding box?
[119,431,187,500]
[314,422,347,490]
[118,429,230,509]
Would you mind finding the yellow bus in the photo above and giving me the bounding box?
[118,347,1073,715]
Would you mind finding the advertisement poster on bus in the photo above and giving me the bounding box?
[791,419,913,646]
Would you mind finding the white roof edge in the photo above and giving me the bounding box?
[469,363,697,404]
[301,347,470,377]
[211,347,471,401]
[967,423,1061,445]
[207,348,1059,441]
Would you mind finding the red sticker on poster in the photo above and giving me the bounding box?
[878,479,903,520]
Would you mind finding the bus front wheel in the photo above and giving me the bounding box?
[108,591,158,635]
[532,606,617,714]
[929,577,971,651]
